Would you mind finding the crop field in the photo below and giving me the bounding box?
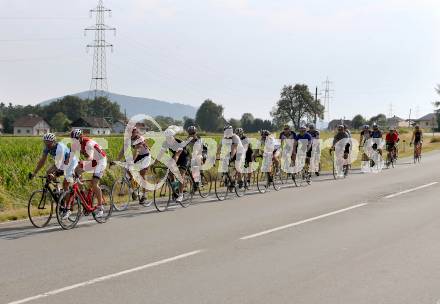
[0,129,439,222]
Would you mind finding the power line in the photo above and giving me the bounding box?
[85,0,116,99]
[321,77,334,121]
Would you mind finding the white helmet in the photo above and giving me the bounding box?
[70,129,83,139]
[43,133,56,142]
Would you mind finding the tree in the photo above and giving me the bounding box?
[2,116,14,134]
[240,113,254,132]
[183,117,197,130]
[50,112,70,132]
[352,114,366,130]
[434,85,440,131]
[195,99,224,132]
[368,114,387,127]
[155,116,182,129]
[271,84,324,130]
[228,118,241,130]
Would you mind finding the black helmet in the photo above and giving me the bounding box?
[260,130,270,137]
[224,125,233,131]
[187,125,197,135]
[235,128,244,136]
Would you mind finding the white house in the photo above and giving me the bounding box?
[112,120,126,134]
[71,117,112,135]
[13,115,51,136]
[415,113,438,129]
[387,115,408,128]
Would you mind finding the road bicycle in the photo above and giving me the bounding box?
[385,144,397,169]
[56,177,113,230]
[214,160,244,200]
[412,142,422,163]
[28,176,63,228]
[110,161,153,211]
[153,165,194,212]
[330,149,350,179]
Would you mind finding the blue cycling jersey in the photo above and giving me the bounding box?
[43,142,70,162]
[294,132,312,142]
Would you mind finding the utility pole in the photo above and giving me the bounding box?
[388,103,394,118]
[321,77,333,122]
[314,86,318,124]
[85,0,116,100]
[408,108,412,127]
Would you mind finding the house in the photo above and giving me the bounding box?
[387,115,407,128]
[71,117,112,135]
[112,120,126,134]
[13,115,51,136]
[415,113,438,129]
[328,119,352,131]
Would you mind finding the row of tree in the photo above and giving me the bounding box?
[189,84,325,133]
[0,96,125,133]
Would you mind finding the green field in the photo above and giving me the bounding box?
[0,130,439,222]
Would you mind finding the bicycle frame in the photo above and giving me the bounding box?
[69,180,98,213]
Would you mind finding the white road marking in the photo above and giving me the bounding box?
[240,203,368,240]
[384,182,438,199]
[6,250,203,304]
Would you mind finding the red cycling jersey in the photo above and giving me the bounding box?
[385,132,399,143]
[80,137,107,159]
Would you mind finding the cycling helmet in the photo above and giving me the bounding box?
[363,125,370,129]
[235,128,244,136]
[70,129,82,139]
[337,124,344,129]
[389,126,396,131]
[224,125,233,131]
[187,125,197,135]
[372,123,378,128]
[299,125,307,130]
[260,130,270,137]
[308,123,315,129]
[42,133,56,142]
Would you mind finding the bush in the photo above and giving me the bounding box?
[430,137,440,143]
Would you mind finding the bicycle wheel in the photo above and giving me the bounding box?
[214,172,229,201]
[28,190,54,228]
[56,192,81,230]
[235,174,247,197]
[198,171,212,198]
[272,169,283,191]
[256,171,269,193]
[111,178,132,212]
[153,181,171,212]
[93,185,113,224]
[179,175,194,208]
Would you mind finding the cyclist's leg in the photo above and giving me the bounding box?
[92,158,107,206]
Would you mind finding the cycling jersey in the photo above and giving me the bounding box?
[361,130,372,140]
[43,142,70,162]
[131,135,150,156]
[308,130,320,139]
[262,135,281,153]
[279,131,296,140]
[294,132,312,142]
[385,132,399,144]
[81,137,107,160]
[43,142,78,177]
[333,132,349,146]
[371,130,383,139]
[222,134,244,155]
[414,131,423,143]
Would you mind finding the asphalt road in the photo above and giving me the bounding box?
[1,152,440,304]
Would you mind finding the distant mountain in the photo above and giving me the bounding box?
[39,91,197,120]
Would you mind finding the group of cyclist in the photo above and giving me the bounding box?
[30,122,425,214]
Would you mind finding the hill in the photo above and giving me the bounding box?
[40,91,197,120]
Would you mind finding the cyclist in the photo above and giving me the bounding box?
[385,127,399,161]
[307,123,321,176]
[235,127,253,186]
[113,127,151,204]
[157,126,191,203]
[410,125,423,155]
[29,133,78,193]
[331,125,350,159]
[260,130,281,182]
[71,129,107,218]
[279,125,296,144]
[292,125,312,167]
[371,123,383,154]
[185,125,208,190]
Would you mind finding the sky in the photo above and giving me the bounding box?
[1,0,440,121]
